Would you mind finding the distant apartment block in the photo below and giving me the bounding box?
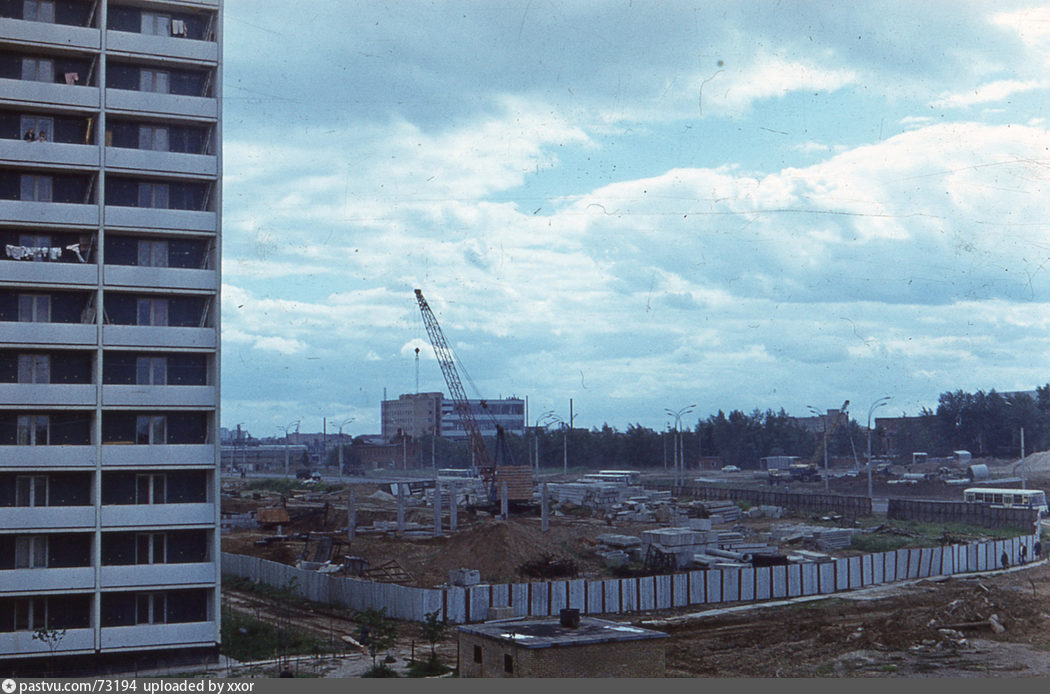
[381,392,525,441]
[0,0,222,664]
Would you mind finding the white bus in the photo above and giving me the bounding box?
[964,487,1048,514]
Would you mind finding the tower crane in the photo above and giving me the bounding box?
[414,289,533,505]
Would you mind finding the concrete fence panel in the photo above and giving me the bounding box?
[707,570,723,603]
[550,581,568,614]
[568,579,586,611]
[673,573,689,608]
[491,584,510,609]
[818,562,834,594]
[586,580,603,614]
[639,576,656,611]
[755,567,771,601]
[740,568,755,602]
[621,578,639,613]
[835,558,849,591]
[468,586,489,622]
[848,557,862,589]
[722,570,740,603]
[771,565,788,599]
[654,575,672,610]
[511,583,529,618]
[688,571,705,604]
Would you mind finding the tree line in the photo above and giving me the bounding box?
[326,385,1050,472]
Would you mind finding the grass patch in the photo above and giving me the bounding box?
[220,608,335,662]
[405,659,452,678]
[878,664,898,673]
[850,520,1026,553]
[361,665,401,678]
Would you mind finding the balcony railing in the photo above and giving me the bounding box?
[103,265,216,292]
[100,561,215,589]
[0,566,94,592]
[100,502,214,527]
[0,139,100,169]
[0,505,95,529]
[103,206,217,233]
[106,30,218,63]
[102,325,216,349]
[100,621,216,650]
[0,628,94,658]
[0,77,100,110]
[0,444,97,468]
[104,89,217,121]
[102,385,215,408]
[0,383,96,407]
[0,259,99,287]
[101,442,215,466]
[0,199,99,228]
[104,147,217,177]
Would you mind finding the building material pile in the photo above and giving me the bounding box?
[770,524,856,551]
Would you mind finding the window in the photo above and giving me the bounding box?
[136,356,166,385]
[20,175,52,202]
[23,1,55,23]
[139,69,170,94]
[137,240,168,267]
[16,415,48,445]
[503,654,513,674]
[135,416,166,445]
[14,535,47,568]
[21,57,53,82]
[15,476,47,507]
[136,298,168,326]
[140,12,171,36]
[135,473,166,504]
[20,116,53,141]
[13,597,46,631]
[17,354,49,383]
[18,294,51,322]
[138,126,169,152]
[137,182,169,208]
[136,593,166,624]
[135,533,165,564]
[473,645,482,663]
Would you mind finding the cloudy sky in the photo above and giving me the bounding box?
[218,0,1050,438]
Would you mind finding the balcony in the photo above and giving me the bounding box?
[103,206,217,233]
[102,325,216,349]
[103,265,216,292]
[0,628,94,658]
[101,443,215,466]
[0,259,98,287]
[0,506,95,530]
[104,147,217,177]
[0,445,96,468]
[106,31,218,64]
[100,621,216,651]
[0,383,96,407]
[100,502,215,527]
[0,140,100,170]
[0,566,94,592]
[0,322,98,347]
[0,199,99,228]
[3,19,99,51]
[0,77,100,110]
[101,561,215,589]
[102,385,216,408]
[105,89,217,121]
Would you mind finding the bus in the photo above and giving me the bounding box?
[963,487,1048,514]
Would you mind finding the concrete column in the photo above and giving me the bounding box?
[449,482,458,532]
[501,483,509,519]
[348,488,356,542]
[397,484,405,533]
[433,483,443,537]
[541,483,550,533]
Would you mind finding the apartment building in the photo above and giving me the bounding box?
[0,0,221,665]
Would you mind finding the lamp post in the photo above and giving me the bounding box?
[534,410,555,473]
[806,406,829,492]
[278,419,300,479]
[665,405,695,488]
[335,417,354,482]
[866,397,890,500]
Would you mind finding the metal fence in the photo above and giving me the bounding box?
[686,484,873,517]
[222,532,1036,624]
[887,498,1039,530]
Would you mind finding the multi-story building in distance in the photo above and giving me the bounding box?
[0,0,222,665]
[381,392,526,442]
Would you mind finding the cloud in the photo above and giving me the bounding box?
[930,79,1047,109]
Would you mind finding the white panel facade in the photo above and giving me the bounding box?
[0,0,222,662]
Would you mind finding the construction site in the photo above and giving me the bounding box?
[211,448,1050,677]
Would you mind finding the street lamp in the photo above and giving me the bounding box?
[665,405,696,488]
[277,419,301,478]
[806,405,829,492]
[335,417,354,482]
[866,397,891,500]
[534,410,556,473]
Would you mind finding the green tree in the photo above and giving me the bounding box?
[356,608,398,673]
[418,609,447,664]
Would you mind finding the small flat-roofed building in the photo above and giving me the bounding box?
[457,612,667,678]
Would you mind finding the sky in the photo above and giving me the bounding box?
[218,0,1050,438]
